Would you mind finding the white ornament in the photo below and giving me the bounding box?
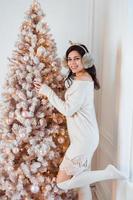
[58,136,65,144]
[23,55,29,61]
[12,147,19,154]
[31,184,40,193]
[33,56,39,64]
[37,46,46,57]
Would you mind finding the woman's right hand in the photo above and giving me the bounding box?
[33,81,42,93]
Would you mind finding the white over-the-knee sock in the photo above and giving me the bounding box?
[57,164,126,191]
[78,186,92,200]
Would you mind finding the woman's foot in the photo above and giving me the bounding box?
[106,164,126,180]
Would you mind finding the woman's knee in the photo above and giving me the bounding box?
[56,175,62,184]
[56,170,71,184]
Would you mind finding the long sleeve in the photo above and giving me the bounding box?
[39,83,86,117]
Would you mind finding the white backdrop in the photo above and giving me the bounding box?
[92,0,133,199]
[0,0,90,93]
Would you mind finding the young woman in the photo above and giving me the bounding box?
[34,44,125,199]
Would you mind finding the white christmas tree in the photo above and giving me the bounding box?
[0,1,76,199]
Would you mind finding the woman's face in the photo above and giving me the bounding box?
[67,50,85,74]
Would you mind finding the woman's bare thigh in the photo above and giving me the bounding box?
[56,170,72,183]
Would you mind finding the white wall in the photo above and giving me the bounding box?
[0,0,90,93]
[91,0,132,199]
[116,0,133,199]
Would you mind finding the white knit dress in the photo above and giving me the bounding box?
[39,80,125,194]
[39,80,99,177]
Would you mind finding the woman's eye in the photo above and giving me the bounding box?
[75,58,80,60]
[67,58,80,62]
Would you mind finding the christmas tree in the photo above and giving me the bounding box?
[0,1,76,199]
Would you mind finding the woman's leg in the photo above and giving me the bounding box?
[57,164,126,191]
[78,165,92,200]
[56,170,72,183]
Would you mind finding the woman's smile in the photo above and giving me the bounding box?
[71,65,78,70]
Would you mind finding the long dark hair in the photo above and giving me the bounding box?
[64,44,100,90]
